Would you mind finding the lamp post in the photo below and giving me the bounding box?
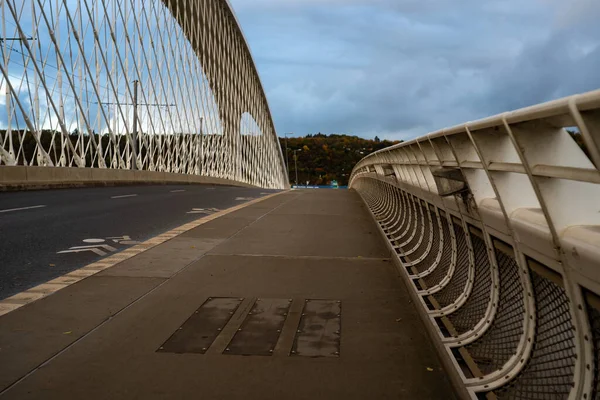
[293,149,301,186]
[131,80,139,170]
[285,132,292,181]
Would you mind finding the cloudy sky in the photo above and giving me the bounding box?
[229,0,600,140]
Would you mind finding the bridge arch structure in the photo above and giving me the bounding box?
[350,89,600,399]
[0,0,288,189]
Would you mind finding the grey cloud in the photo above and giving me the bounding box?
[232,0,598,140]
[480,25,600,115]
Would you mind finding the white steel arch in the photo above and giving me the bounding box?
[0,0,288,189]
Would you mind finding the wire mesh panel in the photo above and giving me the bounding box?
[585,292,600,400]
[379,187,400,226]
[421,214,453,288]
[445,231,492,335]
[393,194,417,245]
[398,200,425,254]
[465,244,525,375]
[387,190,410,237]
[430,222,470,308]
[494,269,576,399]
[369,182,388,217]
[407,207,433,261]
[412,210,441,274]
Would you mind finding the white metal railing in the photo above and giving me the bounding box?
[0,0,287,189]
[350,89,600,399]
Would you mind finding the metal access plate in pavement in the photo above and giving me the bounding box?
[225,298,292,356]
[158,297,242,354]
[292,299,341,357]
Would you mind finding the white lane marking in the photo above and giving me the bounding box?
[0,205,46,214]
[59,236,139,256]
[111,194,138,199]
[170,189,186,193]
[106,235,140,245]
[57,248,107,256]
[187,207,220,214]
[83,238,105,244]
[65,244,117,251]
[235,197,254,201]
[57,244,117,256]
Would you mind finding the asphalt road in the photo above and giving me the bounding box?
[0,184,278,300]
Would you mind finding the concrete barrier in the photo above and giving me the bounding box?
[0,166,28,182]
[0,166,257,191]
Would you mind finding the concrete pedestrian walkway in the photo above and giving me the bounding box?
[0,189,456,399]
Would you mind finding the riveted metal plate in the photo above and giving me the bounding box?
[292,299,341,357]
[158,297,242,354]
[225,298,291,356]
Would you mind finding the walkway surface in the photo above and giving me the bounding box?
[0,189,456,399]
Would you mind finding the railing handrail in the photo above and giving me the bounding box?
[351,89,600,179]
[350,88,600,399]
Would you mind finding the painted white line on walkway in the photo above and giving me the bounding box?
[111,194,138,199]
[0,205,46,214]
[170,189,186,193]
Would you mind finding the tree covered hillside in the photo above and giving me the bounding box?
[279,133,400,186]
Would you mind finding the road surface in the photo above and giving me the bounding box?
[0,184,277,300]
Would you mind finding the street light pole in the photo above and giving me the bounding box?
[131,80,139,170]
[285,132,291,181]
[293,149,301,186]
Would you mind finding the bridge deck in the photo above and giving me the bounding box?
[0,190,455,399]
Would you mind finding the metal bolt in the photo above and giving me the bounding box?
[238,328,242,331]
[225,348,230,352]
[277,329,281,332]
[297,330,301,333]
[179,327,183,330]
[291,350,296,354]
[269,349,273,353]
[159,346,164,350]
[217,328,222,331]
[202,348,207,351]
